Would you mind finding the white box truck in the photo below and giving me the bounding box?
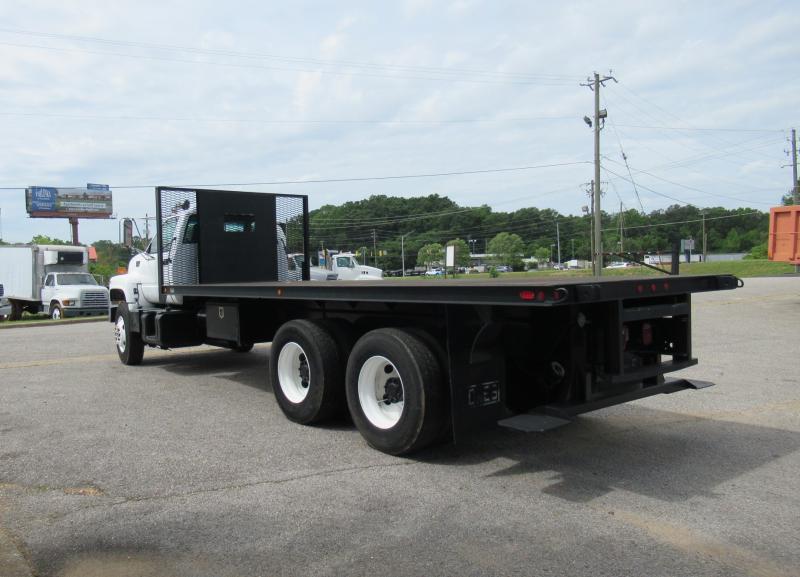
[0,244,109,320]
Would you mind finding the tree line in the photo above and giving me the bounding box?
[308,194,769,271]
[2,194,771,278]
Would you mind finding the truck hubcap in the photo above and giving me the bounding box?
[358,356,404,429]
[52,308,61,320]
[277,341,310,403]
[115,317,127,353]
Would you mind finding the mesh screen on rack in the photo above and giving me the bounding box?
[276,195,306,282]
[158,188,198,287]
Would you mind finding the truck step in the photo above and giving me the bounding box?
[497,413,572,433]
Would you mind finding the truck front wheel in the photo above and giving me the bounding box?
[50,303,63,320]
[270,320,345,424]
[115,302,144,365]
[346,328,446,455]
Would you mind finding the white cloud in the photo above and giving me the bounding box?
[0,0,796,244]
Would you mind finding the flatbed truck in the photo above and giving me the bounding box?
[109,187,741,455]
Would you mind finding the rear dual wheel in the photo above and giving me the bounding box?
[346,328,446,456]
[270,322,446,455]
[270,319,348,424]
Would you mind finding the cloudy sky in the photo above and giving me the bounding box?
[0,0,797,244]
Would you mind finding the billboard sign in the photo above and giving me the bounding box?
[25,184,113,218]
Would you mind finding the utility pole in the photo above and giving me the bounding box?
[555,220,561,266]
[400,231,414,277]
[582,71,617,275]
[790,128,798,272]
[372,229,378,267]
[583,182,594,265]
[702,212,707,263]
[792,128,798,205]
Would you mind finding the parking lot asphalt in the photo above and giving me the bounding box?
[1,277,799,577]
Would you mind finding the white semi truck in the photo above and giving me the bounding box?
[108,187,742,455]
[0,244,110,320]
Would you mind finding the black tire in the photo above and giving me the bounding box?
[270,319,345,424]
[115,302,144,366]
[345,328,446,455]
[318,318,357,361]
[10,300,22,321]
[50,304,63,320]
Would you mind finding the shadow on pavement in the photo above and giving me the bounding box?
[419,405,800,504]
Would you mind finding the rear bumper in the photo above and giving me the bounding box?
[499,378,714,432]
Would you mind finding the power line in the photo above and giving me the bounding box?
[601,166,697,206]
[600,210,763,232]
[609,84,780,164]
[603,93,645,213]
[0,160,590,191]
[0,40,576,86]
[0,110,578,125]
[614,124,783,133]
[601,155,776,206]
[0,27,582,83]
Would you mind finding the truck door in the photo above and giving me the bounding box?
[138,238,162,305]
[41,274,56,310]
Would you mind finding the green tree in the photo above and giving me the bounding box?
[534,247,551,264]
[31,235,70,245]
[445,238,471,267]
[417,243,443,268]
[488,232,525,269]
[744,243,768,259]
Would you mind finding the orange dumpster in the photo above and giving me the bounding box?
[769,205,800,264]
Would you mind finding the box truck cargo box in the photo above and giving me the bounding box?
[768,206,800,264]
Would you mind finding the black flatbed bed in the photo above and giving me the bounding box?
[166,273,740,306]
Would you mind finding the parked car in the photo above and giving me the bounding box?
[495,265,512,273]
[425,268,444,276]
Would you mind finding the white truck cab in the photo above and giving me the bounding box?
[42,272,109,319]
[314,252,383,281]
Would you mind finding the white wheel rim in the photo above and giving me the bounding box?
[277,341,310,403]
[115,316,126,353]
[52,308,61,320]
[358,355,404,429]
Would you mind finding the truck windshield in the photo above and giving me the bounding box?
[57,273,97,286]
[336,256,355,268]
